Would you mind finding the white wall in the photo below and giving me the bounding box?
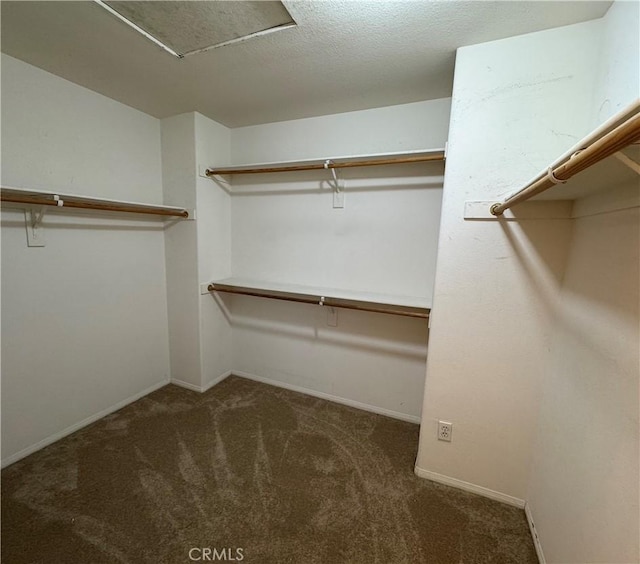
[527,207,639,563]
[195,113,233,389]
[230,296,430,420]
[526,3,640,562]
[161,113,201,389]
[416,6,639,562]
[590,0,640,126]
[161,112,233,392]
[415,20,599,500]
[231,99,451,164]
[229,163,443,298]
[1,55,171,465]
[227,100,449,420]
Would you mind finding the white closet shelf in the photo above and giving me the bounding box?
[1,186,190,219]
[207,278,431,319]
[205,149,445,176]
[491,101,640,216]
[530,144,639,201]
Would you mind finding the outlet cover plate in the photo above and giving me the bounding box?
[438,421,452,442]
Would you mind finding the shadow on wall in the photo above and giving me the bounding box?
[211,292,429,361]
[498,208,640,360]
[0,210,170,232]
[558,210,639,313]
[226,181,444,198]
[498,216,571,316]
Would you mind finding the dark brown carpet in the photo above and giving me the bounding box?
[2,376,537,563]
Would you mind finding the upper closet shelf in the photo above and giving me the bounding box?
[1,186,190,219]
[205,148,445,177]
[207,277,431,319]
[491,100,640,216]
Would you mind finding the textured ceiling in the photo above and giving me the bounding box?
[1,1,611,127]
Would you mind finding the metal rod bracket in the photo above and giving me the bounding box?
[490,203,503,216]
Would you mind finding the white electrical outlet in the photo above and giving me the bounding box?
[438,421,452,442]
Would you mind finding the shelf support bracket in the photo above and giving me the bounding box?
[614,151,640,175]
[324,159,345,208]
[25,206,47,247]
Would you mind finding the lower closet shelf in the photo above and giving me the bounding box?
[207,278,431,319]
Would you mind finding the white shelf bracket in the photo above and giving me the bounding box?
[614,151,640,175]
[327,306,338,327]
[25,206,48,247]
[324,159,345,208]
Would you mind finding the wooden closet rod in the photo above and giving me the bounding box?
[491,110,640,216]
[1,188,189,218]
[206,152,445,176]
[208,282,430,319]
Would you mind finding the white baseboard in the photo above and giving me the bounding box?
[413,466,526,508]
[203,370,232,392]
[170,378,202,392]
[233,370,421,424]
[1,378,170,469]
[525,502,546,564]
[171,370,231,394]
